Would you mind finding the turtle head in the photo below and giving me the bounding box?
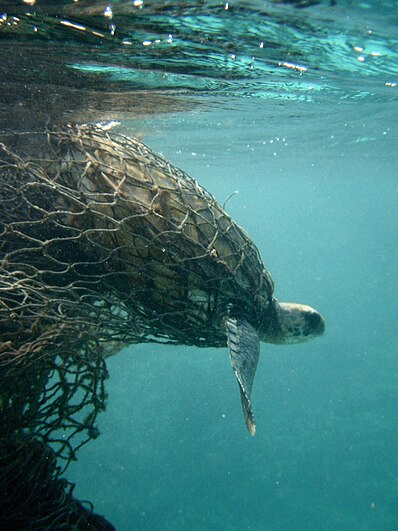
[261,300,325,345]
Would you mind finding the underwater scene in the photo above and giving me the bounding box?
[0,0,397,529]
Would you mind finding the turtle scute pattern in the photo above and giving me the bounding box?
[42,123,274,346]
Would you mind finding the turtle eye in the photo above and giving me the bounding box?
[305,311,325,336]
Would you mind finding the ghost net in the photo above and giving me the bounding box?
[0,123,268,527]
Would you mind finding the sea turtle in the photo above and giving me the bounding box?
[1,123,325,436]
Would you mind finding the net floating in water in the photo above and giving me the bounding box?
[1,123,271,356]
[0,123,273,526]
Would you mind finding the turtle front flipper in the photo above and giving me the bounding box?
[225,317,260,436]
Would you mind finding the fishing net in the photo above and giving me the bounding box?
[1,122,271,356]
[0,432,115,530]
[0,123,271,526]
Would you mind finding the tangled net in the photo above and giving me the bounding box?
[0,123,270,526]
[0,432,115,530]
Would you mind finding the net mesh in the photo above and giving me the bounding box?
[0,432,115,530]
[0,123,272,526]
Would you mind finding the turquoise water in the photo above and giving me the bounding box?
[1,0,398,529]
[69,107,398,530]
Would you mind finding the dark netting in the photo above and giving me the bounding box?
[1,122,272,356]
[0,123,273,526]
[0,432,115,530]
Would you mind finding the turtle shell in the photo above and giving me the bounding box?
[1,124,274,349]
